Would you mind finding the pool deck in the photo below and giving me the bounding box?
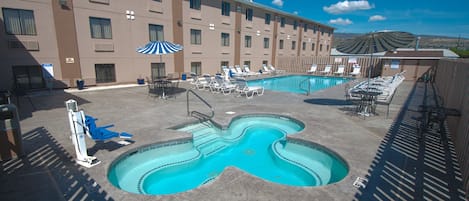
[1,75,466,201]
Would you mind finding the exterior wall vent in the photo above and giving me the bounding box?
[8,40,39,51]
[89,0,110,5]
[94,43,114,52]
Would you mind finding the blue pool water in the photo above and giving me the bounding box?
[248,75,352,94]
[108,114,349,195]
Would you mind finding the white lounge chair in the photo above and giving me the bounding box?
[334,65,345,76]
[307,64,317,74]
[244,65,260,76]
[350,65,361,76]
[214,76,237,95]
[235,78,264,99]
[269,65,286,74]
[319,65,332,75]
[262,65,272,74]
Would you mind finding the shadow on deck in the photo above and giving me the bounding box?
[353,81,466,200]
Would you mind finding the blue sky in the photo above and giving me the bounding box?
[252,0,469,38]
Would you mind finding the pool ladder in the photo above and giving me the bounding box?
[299,78,311,96]
[186,89,215,121]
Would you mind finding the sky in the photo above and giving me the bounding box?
[251,0,469,38]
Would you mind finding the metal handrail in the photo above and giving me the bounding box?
[299,78,311,96]
[186,89,215,120]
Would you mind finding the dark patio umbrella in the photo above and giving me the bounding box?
[336,31,414,87]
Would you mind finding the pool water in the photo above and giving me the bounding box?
[248,75,352,94]
[108,115,349,195]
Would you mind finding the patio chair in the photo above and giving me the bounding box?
[350,65,361,76]
[262,64,272,74]
[235,78,264,99]
[215,76,238,95]
[307,64,317,74]
[269,64,286,74]
[334,65,345,76]
[244,66,260,76]
[85,115,133,141]
[319,65,332,75]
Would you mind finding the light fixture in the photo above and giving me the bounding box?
[126,10,135,20]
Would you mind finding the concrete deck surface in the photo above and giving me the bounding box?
[0,76,466,201]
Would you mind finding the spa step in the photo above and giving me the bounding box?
[197,140,228,157]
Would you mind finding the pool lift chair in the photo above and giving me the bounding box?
[65,99,133,168]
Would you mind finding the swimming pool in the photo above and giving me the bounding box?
[248,75,352,94]
[108,114,349,195]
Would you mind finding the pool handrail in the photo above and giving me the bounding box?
[299,78,311,96]
[186,89,215,120]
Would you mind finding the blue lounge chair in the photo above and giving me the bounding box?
[85,115,133,141]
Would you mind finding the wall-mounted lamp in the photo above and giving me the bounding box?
[256,30,260,36]
[126,10,135,20]
[209,23,215,30]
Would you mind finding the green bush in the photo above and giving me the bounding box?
[450,47,469,58]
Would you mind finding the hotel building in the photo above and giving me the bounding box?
[0,0,334,90]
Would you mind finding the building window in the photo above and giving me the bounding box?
[327,44,330,51]
[191,29,201,45]
[245,35,252,48]
[280,17,285,27]
[221,61,229,68]
[151,63,165,79]
[149,24,164,41]
[304,23,308,32]
[291,41,296,50]
[265,13,271,25]
[263,38,269,49]
[279,39,284,49]
[190,0,201,10]
[312,43,315,51]
[243,61,251,67]
[245,8,253,21]
[2,8,37,35]
[293,21,297,30]
[319,44,323,51]
[95,64,116,83]
[262,60,268,66]
[12,65,44,90]
[191,62,202,75]
[221,33,230,46]
[302,42,306,51]
[90,17,112,39]
[153,0,161,2]
[221,1,230,16]
[313,25,317,33]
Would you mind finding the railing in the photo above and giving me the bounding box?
[186,89,214,120]
[299,78,311,96]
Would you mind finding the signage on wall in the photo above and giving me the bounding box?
[66,57,75,63]
[391,60,400,69]
[42,63,54,78]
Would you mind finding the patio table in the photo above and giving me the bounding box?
[351,89,383,117]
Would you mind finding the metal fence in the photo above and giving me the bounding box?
[276,56,382,78]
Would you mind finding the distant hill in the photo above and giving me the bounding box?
[333,32,469,50]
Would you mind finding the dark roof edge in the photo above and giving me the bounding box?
[233,0,335,30]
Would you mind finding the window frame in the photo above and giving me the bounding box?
[191,62,202,75]
[221,1,230,16]
[279,39,284,49]
[265,13,271,25]
[2,8,37,35]
[245,8,253,21]
[221,32,230,46]
[95,64,116,83]
[190,29,202,45]
[280,17,285,28]
[291,41,296,50]
[190,0,201,10]
[244,35,252,48]
[89,17,112,39]
[263,37,269,49]
[149,24,164,41]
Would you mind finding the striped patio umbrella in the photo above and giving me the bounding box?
[336,31,414,89]
[136,41,183,55]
